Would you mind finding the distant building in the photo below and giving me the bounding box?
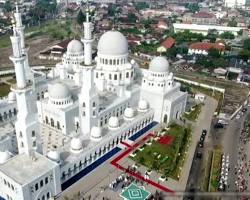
[157,21,168,30]
[173,23,245,36]
[183,12,217,25]
[188,42,225,55]
[224,0,246,8]
[39,39,71,61]
[157,37,175,53]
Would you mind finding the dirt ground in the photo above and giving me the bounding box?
[0,35,59,69]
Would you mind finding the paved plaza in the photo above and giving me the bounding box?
[58,97,217,200]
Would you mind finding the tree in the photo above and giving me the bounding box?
[238,49,250,61]
[186,3,200,13]
[243,38,250,50]
[213,58,227,68]
[3,1,12,12]
[166,47,177,58]
[227,19,237,27]
[127,13,137,23]
[208,48,220,58]
[76,10,85,25]
[220,31,235,39]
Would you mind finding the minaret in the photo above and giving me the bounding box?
[81,1,94,66]
[79,67,99,135]
[13,3,33,81]
[9,24,42,156]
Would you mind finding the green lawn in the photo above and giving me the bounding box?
[130,123,191,180]
[208,149,222,192]
[0,82,11,97]
[0,19,79,49]
[184,104,202,122]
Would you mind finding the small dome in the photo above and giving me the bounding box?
[90,126,102,141]
[0,151,11,164]
[47,151,60,163]
[124,108,135,119]
[108,116,119,129]
[8,92,16,102]
[67,39,83,54]
[138,99,149,111]
[70,138,83,152]
[98,31,128,55]
[149,56,169,72]
[48,83,71,99]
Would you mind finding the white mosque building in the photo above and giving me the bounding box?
[0,4,187,200]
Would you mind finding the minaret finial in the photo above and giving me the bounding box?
[15,1,19,13]
[86,0,90,23]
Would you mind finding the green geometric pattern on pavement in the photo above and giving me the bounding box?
[120,183,151,200]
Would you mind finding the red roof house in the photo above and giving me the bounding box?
[157,37,175,52]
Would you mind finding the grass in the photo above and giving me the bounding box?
[208,149,222,192]
[130,123,191,180]
[202,150,213,191]
[6,78,16,84]
[0,19,79,49]
[0,82,11,97]
[184,104,202,121]
[180,81,223,114]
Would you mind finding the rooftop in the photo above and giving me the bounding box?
[0,152,57,185]
[189,42,225,51]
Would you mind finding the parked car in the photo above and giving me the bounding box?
[202,129,207,136]
[198,141,204,148]
[214,123,224,129]
[196,151,202,159]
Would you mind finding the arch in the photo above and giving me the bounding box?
[57,121,60,130]
[45,116,49,124]
[50,118,54,127]
[14,108,17,115]
[164,114,168,123]
[8,110,12,118]
[41,91,44,99]
[176,111,179,119]
[3,112,7,120]
[113,59,116,65]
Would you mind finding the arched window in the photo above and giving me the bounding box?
[114,74,117,80]
[113,59,116,65]
[83,102,85,107]
[50,118,54,127]
[32,141,36,147]
[92,102,96,107]
[126,72,129,78]
[32,130,35,137]
[117,59,119,65]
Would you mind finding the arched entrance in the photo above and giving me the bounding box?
[163,114,168,123]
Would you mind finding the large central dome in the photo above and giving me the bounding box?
[97,31,128,56]
[48,82,71,99]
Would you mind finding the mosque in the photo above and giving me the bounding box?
[0,5,187,200]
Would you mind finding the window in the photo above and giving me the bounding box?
[32,130,35,137]
[45,177,48,184]
[35,183,38,191]
[47,192,50,199]
[114,74,117,80]
[21,142,24,147]
[40,180,43,187]
[119,73,122,79]
[131,71,134,77]
[96,73,98,78]
[92,102,96,107]
[109,74,112,80]
[126,72,129,78]
[82,111,85,116]
[93,111,96,116]
[19,131,22,137]
[33,141,36,147]
[83,102,85,107]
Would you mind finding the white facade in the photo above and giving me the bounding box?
[173,23,245,36]
[224,0,246,8]
[0,5,187,200]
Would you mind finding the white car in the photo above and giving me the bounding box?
[236,114,241,119]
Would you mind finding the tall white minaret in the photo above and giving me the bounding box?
[9,24,42,156]
[79,67,99,135]
[81,1,94,66]
[13,3,33,81]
